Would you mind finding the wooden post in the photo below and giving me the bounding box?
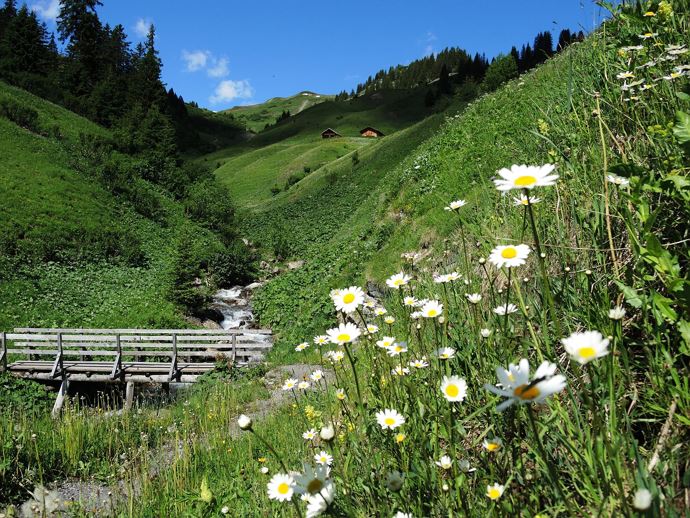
[51,333,64,380]
[168,333,178,382]
[124,381,134,412]
[0,331,6,372]
[231,334,237,365]
[111,334,123,381]
[51,379,69,419]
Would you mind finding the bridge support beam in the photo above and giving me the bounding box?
[51,379,70,419]
[124,381,135,412]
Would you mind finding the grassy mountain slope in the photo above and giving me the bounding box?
[208,87,449,208]
[0,81,225,329]
[225,91,333,132]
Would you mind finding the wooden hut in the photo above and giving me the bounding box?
[359,127,385,138]
[321,128,341,139]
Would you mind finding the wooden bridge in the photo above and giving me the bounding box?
[0,327,272,416]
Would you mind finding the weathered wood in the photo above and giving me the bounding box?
[0,331,6,372]
[14,328,272,335]
[168,334,179,382]
[124,381,134,412]
[51,379,69,419]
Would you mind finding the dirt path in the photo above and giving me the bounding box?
[20,364,329,517]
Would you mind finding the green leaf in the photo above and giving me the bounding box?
[673,111,690,144]
[676,91,690,102]
[651,292,677,322]
[615,281,644,308]
[678,320,690,355]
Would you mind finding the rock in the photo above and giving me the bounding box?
[201,319,221,329]
[245,282,263,291]
[366,280,385,300]
[260,261,270,270]
[288,260,304,270]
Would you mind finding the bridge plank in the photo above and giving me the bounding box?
[14,328,271,335]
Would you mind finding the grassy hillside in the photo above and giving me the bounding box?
[0,81,226,329]
[208,86,455,207]
[225,91,333,132]
[120,4,688,516]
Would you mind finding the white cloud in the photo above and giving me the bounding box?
[210,79,253,105]
[182,50,210,72]
[31,0,60,22]
[423,31,437,57]
[133,18,152,39]
[207,57,229,78]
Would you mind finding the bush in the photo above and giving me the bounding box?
[481,53,518,92]
[184,180,236,241]
[270,184,281,196]
[210,241,257,288]
[0,98,41,133]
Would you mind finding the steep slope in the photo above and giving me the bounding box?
[225,91,333,132]
[0,81,226,329]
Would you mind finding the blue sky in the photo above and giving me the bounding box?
[30,1,611,110]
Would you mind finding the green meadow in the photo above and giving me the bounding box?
[2,1,690,517]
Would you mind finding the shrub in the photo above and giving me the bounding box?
[481,53,518,92]
[210,241,256,287]
[0,98,41,133]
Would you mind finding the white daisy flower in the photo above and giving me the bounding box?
[313,335,329,345]
[282,378,298,391]
[331,286,364,313]
[466,293,482,304]
[421,300,443,318]
[319,425,335,441]
[435,347,456,360]
[608,305,626,320]
[483,437,503,452]
[303,429,317,441]
[561,330,610,365]
[638,32,658,39]
[433,273,450,283]
[267,473,296,502]
[513,194,541,206]
[393,513,412,518]
[375,409,405,430]
[314,451,333,466]
[298,381,311,390]
[310,370,324,382]
[237,414,252,430]
[493,164,558,191]
[444,199,467,211]
[326,322,361,345]
[384,316,396,325]
[335,388,346,400]
[328,350,345,363]
[435,455,453,469]
[386,272,411,289]
[294,463,330,496]
[366,324,379,334]
[480,328,492,338]
[410,311,422,320]
[376,336,395,348]
[440,375,467,402]
[386,342,408,357]
[488,244,530,268]
[374,307,388,316]
[409,358,429,369]
[295,342,309,352]
[403,296,418,306]
[486,483,505,500]
[493,303,518,316]
[484,358,566,412]
[305,480,335,518]
[607,174,630,186]
[616,71,635,79]
[391,366,410,376]
[446,271,461,282]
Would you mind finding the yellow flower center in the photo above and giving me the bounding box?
[396,433,405,443]
[385,417,396,426]
[487,443,500,452]
[343,293,355,304]
[337,333,350,342]
[278,482,290,495]
[445,384,459,397]
[393,279,403,286]
[501,247,518,259]
[307,479,324,494]
[514,175,537,187]
[578,346,597,359]
[488,488,501,500]
[427,309,438,317]
[513,384,541,400]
